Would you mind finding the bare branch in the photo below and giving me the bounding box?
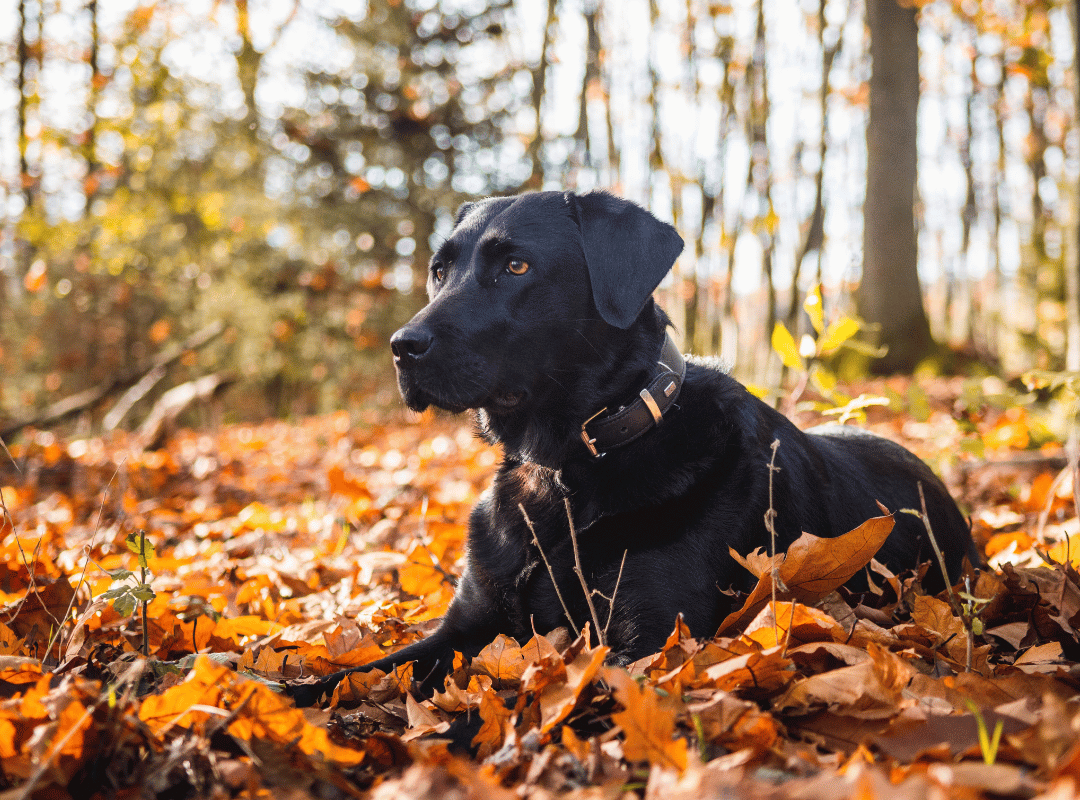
[603,549,628,643]
[520,504,580,638]
[765,439,781,640]
[565,497,605,646]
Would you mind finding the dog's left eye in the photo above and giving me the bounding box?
[506,259,529,275]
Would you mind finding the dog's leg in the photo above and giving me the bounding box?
[285,628,458,707]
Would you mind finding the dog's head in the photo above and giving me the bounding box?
[390,190,683,421]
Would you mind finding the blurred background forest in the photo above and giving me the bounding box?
[0,0,1078,437]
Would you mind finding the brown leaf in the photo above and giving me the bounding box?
[687,691,778,758]
[7,576,76,642]
[775,643,915,719]
[909,595,965,643]
[719,511,895,634]
[401,693,449,741]
[698,647,793,697]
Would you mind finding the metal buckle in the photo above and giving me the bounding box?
[639,388,663,424]
[580,407,607,457]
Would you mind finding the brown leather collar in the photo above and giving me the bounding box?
[579,333,686,457]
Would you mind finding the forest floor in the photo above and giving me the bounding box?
[1,374,1079,799]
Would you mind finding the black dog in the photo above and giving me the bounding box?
[289,190,973,705]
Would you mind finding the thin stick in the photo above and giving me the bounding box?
[46,461,123,661]
[918,481,972,671]
[602,549,628,643]
[565,497,605,646]
[781,596,797,657]
[1067,403,1079,567]
[765,439,782,641]
[918,482,961,616]
[520,504,580,638]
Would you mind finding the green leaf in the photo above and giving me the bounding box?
[126,531,155,567]
[131,585,157,603]
[112,595,137,618]
[107,568,134,582]
[771,322,804,371]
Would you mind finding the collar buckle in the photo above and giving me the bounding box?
[580,407,608,458]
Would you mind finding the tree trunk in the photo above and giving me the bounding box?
[17,0,32,208]
[859,0,933,372]
[84,0,99,212]
[525,0,557,189]
[1066,0,1080,371]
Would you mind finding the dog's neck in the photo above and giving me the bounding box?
[476,305,675,470]
[577,332,685,457]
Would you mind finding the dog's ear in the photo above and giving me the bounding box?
[454,200,479,226]
[572,191,684,329]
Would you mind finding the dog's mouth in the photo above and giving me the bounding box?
[398,374,526,415]
[487,390,526,412]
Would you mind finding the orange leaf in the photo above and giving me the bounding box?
[607,668,688,772]
[741,602,846,649]
[472,634,527,686]
[138,656,231,733]
[398,545,448,598]
[534,633,608,733]
[230,680,366,767]
[23,261,46,293]
[471,687,514,758]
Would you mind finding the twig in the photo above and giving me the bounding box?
[520,504,580,638]
[564,498,605,646]
[602,550,628,643]
[917,482,970,671]
[46,461,123,662]
[781,596,797,657]
[918,482,961,614]
[1067,403,1079,566]
[765,439,782,641]
[139,530,150,657]
[0,434,19,474]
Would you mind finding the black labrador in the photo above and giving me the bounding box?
[289,190,974,705]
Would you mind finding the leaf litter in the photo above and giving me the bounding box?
[0,381,1079,799]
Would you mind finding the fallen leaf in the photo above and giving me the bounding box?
[719,511,895,633]
[606,668,689,772]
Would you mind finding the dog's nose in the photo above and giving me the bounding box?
[390,326,434,361]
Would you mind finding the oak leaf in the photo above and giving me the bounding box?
[471,687,514,758]
[531,631,608,733]
[606,668,689,772]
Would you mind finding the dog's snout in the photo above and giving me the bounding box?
[390,326,434,362]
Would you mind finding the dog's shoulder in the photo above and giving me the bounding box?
[678,356,788,440]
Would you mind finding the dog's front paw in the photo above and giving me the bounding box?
[283,674,340,707]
